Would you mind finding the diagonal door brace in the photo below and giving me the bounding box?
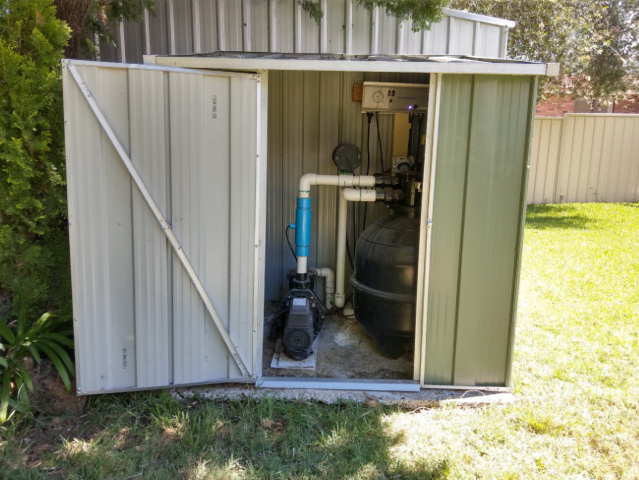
[66,62,250,378]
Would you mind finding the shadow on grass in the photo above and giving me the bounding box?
[2,391,451,480]
[526,204,595,230]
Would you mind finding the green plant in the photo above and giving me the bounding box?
[300,1,324,25]
[0,312,74,423]
[358,0,449,31]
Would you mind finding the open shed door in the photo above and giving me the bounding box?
[62,60,266,394]
[418,74,537,388]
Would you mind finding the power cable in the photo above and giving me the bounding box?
[363,113,373,231]
[375,112,384,173]
[285,225,296,261]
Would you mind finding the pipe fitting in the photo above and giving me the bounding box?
[295,173,376,278]
[342,188,377,202]
[298,174,376,198]
[314,267,335,309]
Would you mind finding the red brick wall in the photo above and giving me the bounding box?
[536,94,639,116]
[535,95,575,117]
[614,95,639,114]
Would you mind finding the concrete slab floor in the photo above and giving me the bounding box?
[172,303,515,407]
[171,385,515,408]
[262,305,413,380]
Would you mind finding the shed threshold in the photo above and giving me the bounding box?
[257,377,421,392]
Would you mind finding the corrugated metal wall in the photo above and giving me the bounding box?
[100,1,511,63]
[265,70,429,300]
[96,1,512,300]
[63,62,263,393]
[528,114,639,204]
[424,74,536,386]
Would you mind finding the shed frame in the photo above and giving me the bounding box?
[63,52,551,394]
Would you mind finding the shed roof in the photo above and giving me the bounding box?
[145,52,559,76]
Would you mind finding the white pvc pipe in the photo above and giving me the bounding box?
[334,187,379,309]
[334,192,348,308]
[298,173,376,198]
[296,256,307,274]
[342,188,377,202]
[314,267,335,309]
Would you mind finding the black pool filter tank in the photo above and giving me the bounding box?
[351,171,422,358]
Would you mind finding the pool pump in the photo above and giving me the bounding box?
[276,273,327,360]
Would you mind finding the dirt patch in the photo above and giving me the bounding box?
[11,359,90,466]
[263,304,413,379]
[26,358,86,417]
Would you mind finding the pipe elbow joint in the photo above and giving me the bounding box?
[299,173,317,196]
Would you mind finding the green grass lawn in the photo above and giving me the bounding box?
[1,203,638,479]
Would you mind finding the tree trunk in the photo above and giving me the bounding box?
[54,0,93,59]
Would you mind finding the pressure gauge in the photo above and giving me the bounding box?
[396,161,411,173]
[332,143,362,173]
[392,156,414,175]
[372,90,384,103]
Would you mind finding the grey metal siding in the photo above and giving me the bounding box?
[64,66,138,391]
[102,1,514,302]
[104,1,511,63]
[129,69,173,387]
[425,74,536,386]
[63,62,262,393]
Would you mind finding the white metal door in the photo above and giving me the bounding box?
[62,60,266,394]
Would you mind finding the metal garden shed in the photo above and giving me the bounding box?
[62,52,557,395]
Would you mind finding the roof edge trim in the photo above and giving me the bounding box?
[145,53,555,77]
[443,8,516,28]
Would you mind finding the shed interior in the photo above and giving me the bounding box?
[261,69,431,385]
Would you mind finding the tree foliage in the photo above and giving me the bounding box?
[0,0,70,315]
[55,0,154,59]
[450,0,639,104]
[300,0,449,31]
[357,0,449,30]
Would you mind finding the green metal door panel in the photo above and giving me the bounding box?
[425,74,536,387]
[453,76,536,385]
[425,75,474,384]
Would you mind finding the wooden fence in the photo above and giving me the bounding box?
[528,114,639,204]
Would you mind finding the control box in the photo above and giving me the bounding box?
[361,82,429,113]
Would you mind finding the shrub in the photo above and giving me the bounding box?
[0,0,71,316]
[0,311,74,423]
